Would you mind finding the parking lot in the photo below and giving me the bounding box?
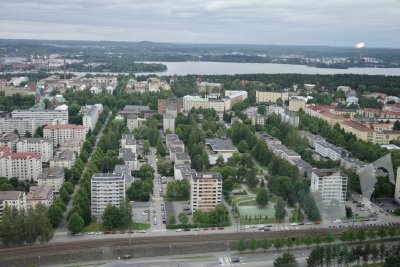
[131,201,150,224]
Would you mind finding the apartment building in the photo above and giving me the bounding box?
[174,152,191,165]
[82,104,103,133]
[250,113,266,125]
[37,167,65,194]
[0,191,26,222]
[256,91,289,103]
[91,173,126,220]
[163,113,175,133]
[121,134,136,153]
[0,117,36,135]
[126,114,141,132]
[11,105,68,128]
[182,91,247,112]
[315,140,348,161]
[288,96,307,112]
[119,148,137,171]
[319,111,345,127]
[158,98,183,115]
[0,146,42,181]
[267,105,285,115]
[16,138,53,162]
[59,138,83,154]
[0,133,19,152]
[169,146,184,162]
[49,150,76,169]
[26,185,54,209]
[190,172,222,212]
[43,124,85,147]
[197,82,222,93]
[310,169,347,206]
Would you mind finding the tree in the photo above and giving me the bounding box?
[304,235,313,248]
[273,252,298,267]
[168,215,176,225]
[68,212,84,234]
[178,212,189,224]
[357,229,366,243]
[367,228,376,240]
[261,239,271,251]
[258,105,266,115]
[47,204,63,227]
[345,206,352,218]
[256,188,269,206]
[237,140,249,153]
[237,238,246,253]
[394,120,400,130]
[102,204,120,229]
[143,140,150,155]
[377,226,387,240]
[326,232,335,243]
[249,238,258,252]
[274,199,286,223]
[273,238,284,251]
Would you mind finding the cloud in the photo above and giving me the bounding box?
[0,0,399,47]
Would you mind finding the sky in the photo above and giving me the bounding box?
[0,0,399,47]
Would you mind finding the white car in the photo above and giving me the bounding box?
[87,232,95,235]
[290,223,298,226]
[244,225,250,229]
[176,229,182,232]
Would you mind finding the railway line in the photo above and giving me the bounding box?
[0,228,339,260]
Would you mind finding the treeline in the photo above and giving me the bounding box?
[68,61,167,73]
[127,163,154,202]
[0,93,35,111]
[0,177,33,191]
[166,179,190,201]
[0,204,53,246]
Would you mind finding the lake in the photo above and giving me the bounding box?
[133,61,400,76]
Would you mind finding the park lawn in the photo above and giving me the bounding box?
[290,209,305,222]
[238,206,276,224]
[230,196,254,205]
[238,199,258,206]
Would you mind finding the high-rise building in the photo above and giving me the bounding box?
[0,117,36,135]
[190,172,222,212]
[16,138,53,162]
[0,146,42,181]
[310,169,348,206]
[43,124,85,147]
[11,105,68,128]
[91,173,126,220]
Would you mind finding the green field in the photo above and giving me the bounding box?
[82,223,150,232]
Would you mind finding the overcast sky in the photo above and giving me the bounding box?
[0,0,399,47]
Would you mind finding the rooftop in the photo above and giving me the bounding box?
[205,138,237,152]
[174,164,196,179]
[114,165,133,182]
[0,191,23,201]
[193,172,222,180]
[39,166,64,179]
[341,120,373,132]
[170,146,184,153]
[19,138,52,144]
[0,146,41,160]
[44,124,84,130]
[0,133,19,142]
[175,152,191,161]
[27,185,53,200]
[92,173,125,181]
[51,150,75,161]
[312,168,346,177]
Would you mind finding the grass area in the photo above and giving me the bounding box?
[66,264,104,267]
[352,264,382,267]
[238,206,276,224]
[171,255,215,260]
[230,196,254,205]
[233,183,242,190]
[238,199,258,206]
[82,223,150,232]
[289,209,305,223]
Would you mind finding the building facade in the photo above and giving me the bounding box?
[190,172,222,212]
[0,146,42,181]
[256,91,289,103]
[37,167,65,195]
[0,117,36,135]
[91,173,126,220]
[16,138,53,162]
[310,169,347,206]
[43,124,85,147]
[11,106,68,128]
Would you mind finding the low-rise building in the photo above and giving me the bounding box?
[250,113,266,125]
[310,169,347,207]
[0,146,42,181]
[37,167,65,195]
[121,134,136,154]
[267,104,285,115]
[59,138,83,154]
[114,165,134,187]
[16,138,53,162]
[205,138,238,165]
[174,152,191,165]
[166,134,181,149]
[315,140,348,161]
[119,105,150,118]
[26,185,54,208]
[190,172,222,212]
[174,164,196,181]
[49,150,76,169]
[119,148,137,171]
[126,114,145,132]
[91,173,126,220]
[82,104,103,133]
[158,98,183,115]
[0,191,26,222]
[169,146,184,162]
[43,124,85,147]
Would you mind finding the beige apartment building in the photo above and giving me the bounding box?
[256,91,289,103]
[190,172,222,212]
[288,96,307,112]
[0,191,26,222]
[0,146,42,181]
[37,166,65,194]
[44,124,85,147]
[16,138,53,163]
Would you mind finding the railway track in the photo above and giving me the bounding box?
[0,228,338,259]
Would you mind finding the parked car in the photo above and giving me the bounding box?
[176,229,182,232]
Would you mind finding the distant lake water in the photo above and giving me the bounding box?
[133,61,400,76]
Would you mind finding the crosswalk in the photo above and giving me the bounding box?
[219,257,232,266]
[277,226,299,231]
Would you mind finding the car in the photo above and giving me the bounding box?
[141,212,148,216]
[103,230,111,234]
[211,227,216,230]
[152,203,156,207]
[193,228,200,231]
[127,230,134,234]
[262,228,271,232]
[313,221,321,225]
[87,232,95,235]
[95,231,102,235]
[305,222,313,225]
[298,222,304,225]
[290,223,298,226]
[139,230,146,233]
[218,227,224,230]
[153,210,156,214]
[74,232,82,236]
[176,229,182,232]
[183,228,191,231]
[153,220,157,225]
[122,255,132,259]
[244,225,250,229]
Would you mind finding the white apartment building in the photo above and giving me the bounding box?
[121,134,136,153]
[310,169,348,206]
[43,124,85,147]
[91,173,126,220]
[11,105,68,128]
[182,91,247,112]
[60,138,83,154]
[174,164,196,181]
[82,104,103,133]
[163,113,175,133]
[256,91,289,103]
[50,150,76,169]
[0,191,26,222]
[16,138,53,163]
[190,172,222,212]
[26,185,54,209]
[0,133,19,152]
[0,146,42,181]
[250,113,266,125]
[267,105,285,115]
[37,167,65,195]
[0,117,36,135]
[315,141,347,161]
